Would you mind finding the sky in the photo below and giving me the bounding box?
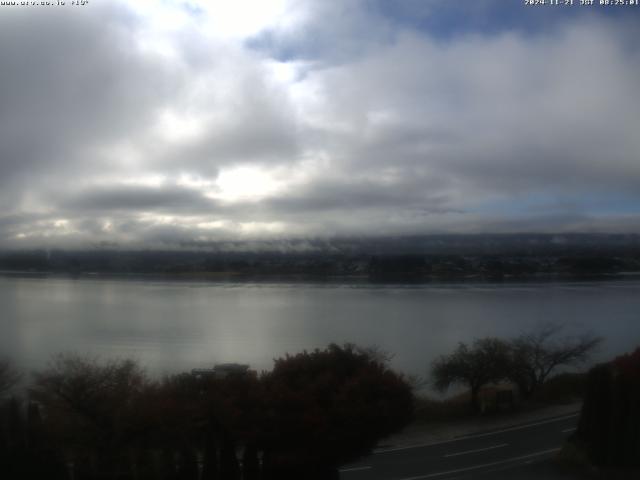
[0,0,639,248]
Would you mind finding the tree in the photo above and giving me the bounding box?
[18,345,413,480]
[159,365,267,479]
[431,338,511,412]
[574,347,640,468]
[261,343,414,479]
[508,324,602,399]
[30,354,153,478]
[0,358,21,398]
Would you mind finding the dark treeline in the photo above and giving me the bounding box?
[573,347,640,470]
[1,233,640,280]
[2,338,638,478]
[0,345,413,480]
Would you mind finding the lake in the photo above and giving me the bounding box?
[1,275,639,382]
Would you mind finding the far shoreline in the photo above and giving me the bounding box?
[2,269,640,287]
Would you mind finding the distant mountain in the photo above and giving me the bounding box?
[1,234,639,281]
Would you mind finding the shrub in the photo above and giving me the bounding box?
[575,347,640,468]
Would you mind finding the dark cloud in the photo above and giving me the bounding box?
[56,184,220,213]
[265,176,455,215]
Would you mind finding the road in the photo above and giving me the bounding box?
[339,413,580,480]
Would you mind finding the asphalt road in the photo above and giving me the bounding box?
[339,413,580,480]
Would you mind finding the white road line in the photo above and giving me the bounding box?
[444,443,508,458]
[375,413,578,454]
[397,447,561,480]
[562,427,577,433]
[453,413,579,441]
[339,466,372,473]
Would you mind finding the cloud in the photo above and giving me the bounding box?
[0,3,175,178]
[263,175,455,215]
[293,18,640,204]
[0,1,639,247]
[56,184,220,213]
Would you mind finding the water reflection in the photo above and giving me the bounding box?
[1,276,639,379]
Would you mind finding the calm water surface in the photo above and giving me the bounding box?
[1,276,639,379]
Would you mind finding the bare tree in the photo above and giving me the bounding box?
[31,354,148,416]
[508,324,602,399]
[431,338,511,412]
[30,353,152,471]
[355,344,395,364]
[0,358,21,397]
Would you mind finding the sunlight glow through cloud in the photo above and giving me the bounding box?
[214,166,284,202]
